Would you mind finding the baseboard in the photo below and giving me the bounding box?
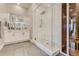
[4,39,30,45]
[30,40,60,56]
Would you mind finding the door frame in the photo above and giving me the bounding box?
[60,3,69,56]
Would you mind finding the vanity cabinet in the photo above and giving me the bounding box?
[0,13,30,44]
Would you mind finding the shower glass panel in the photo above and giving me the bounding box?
[62,3,67,54]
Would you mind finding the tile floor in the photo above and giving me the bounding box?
[0,41,48,56]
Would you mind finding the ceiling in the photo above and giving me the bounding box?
[18,3,32,9]
[5,3,32,9]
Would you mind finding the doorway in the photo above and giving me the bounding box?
[62,3,79,56]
